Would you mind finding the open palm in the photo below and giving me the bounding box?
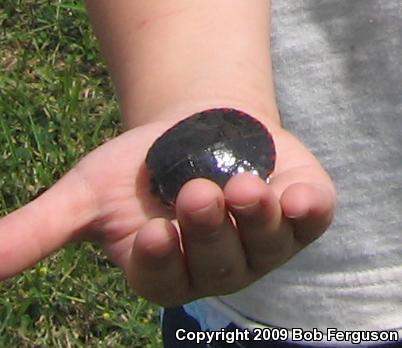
[0,118,336,307]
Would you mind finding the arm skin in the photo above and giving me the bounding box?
[85,0,280,129]
[0,1,336,307]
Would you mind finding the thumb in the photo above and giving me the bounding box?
[0,167,98,280]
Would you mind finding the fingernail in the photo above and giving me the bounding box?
[284,208,308,219]
[188,199,219,220]
[231,200,260,213]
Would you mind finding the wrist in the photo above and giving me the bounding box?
[120,93,281,132]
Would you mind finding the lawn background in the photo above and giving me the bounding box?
[0,1,162,347]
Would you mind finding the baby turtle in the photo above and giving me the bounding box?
[145,108,276,206]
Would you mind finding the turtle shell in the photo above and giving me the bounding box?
[145,108,276,206]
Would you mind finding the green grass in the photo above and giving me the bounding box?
[0,1,162,347]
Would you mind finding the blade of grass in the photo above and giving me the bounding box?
[0,190,8,214]
[0,300,12,336]
[27,112,44,161]
[54,2,86,13]
[0,115,18,165]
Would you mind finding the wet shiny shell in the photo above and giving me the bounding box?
[145,108,276,205]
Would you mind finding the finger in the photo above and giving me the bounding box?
[176,178,248,295]
[225,173,293,275]
[0,167,98,280]
[280,182,336,245]
[127,218,192,307]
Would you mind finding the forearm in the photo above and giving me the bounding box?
[85,0,279,129]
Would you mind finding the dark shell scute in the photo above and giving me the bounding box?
[145,108,276,205]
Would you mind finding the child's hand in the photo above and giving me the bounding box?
[0,119,336,307]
